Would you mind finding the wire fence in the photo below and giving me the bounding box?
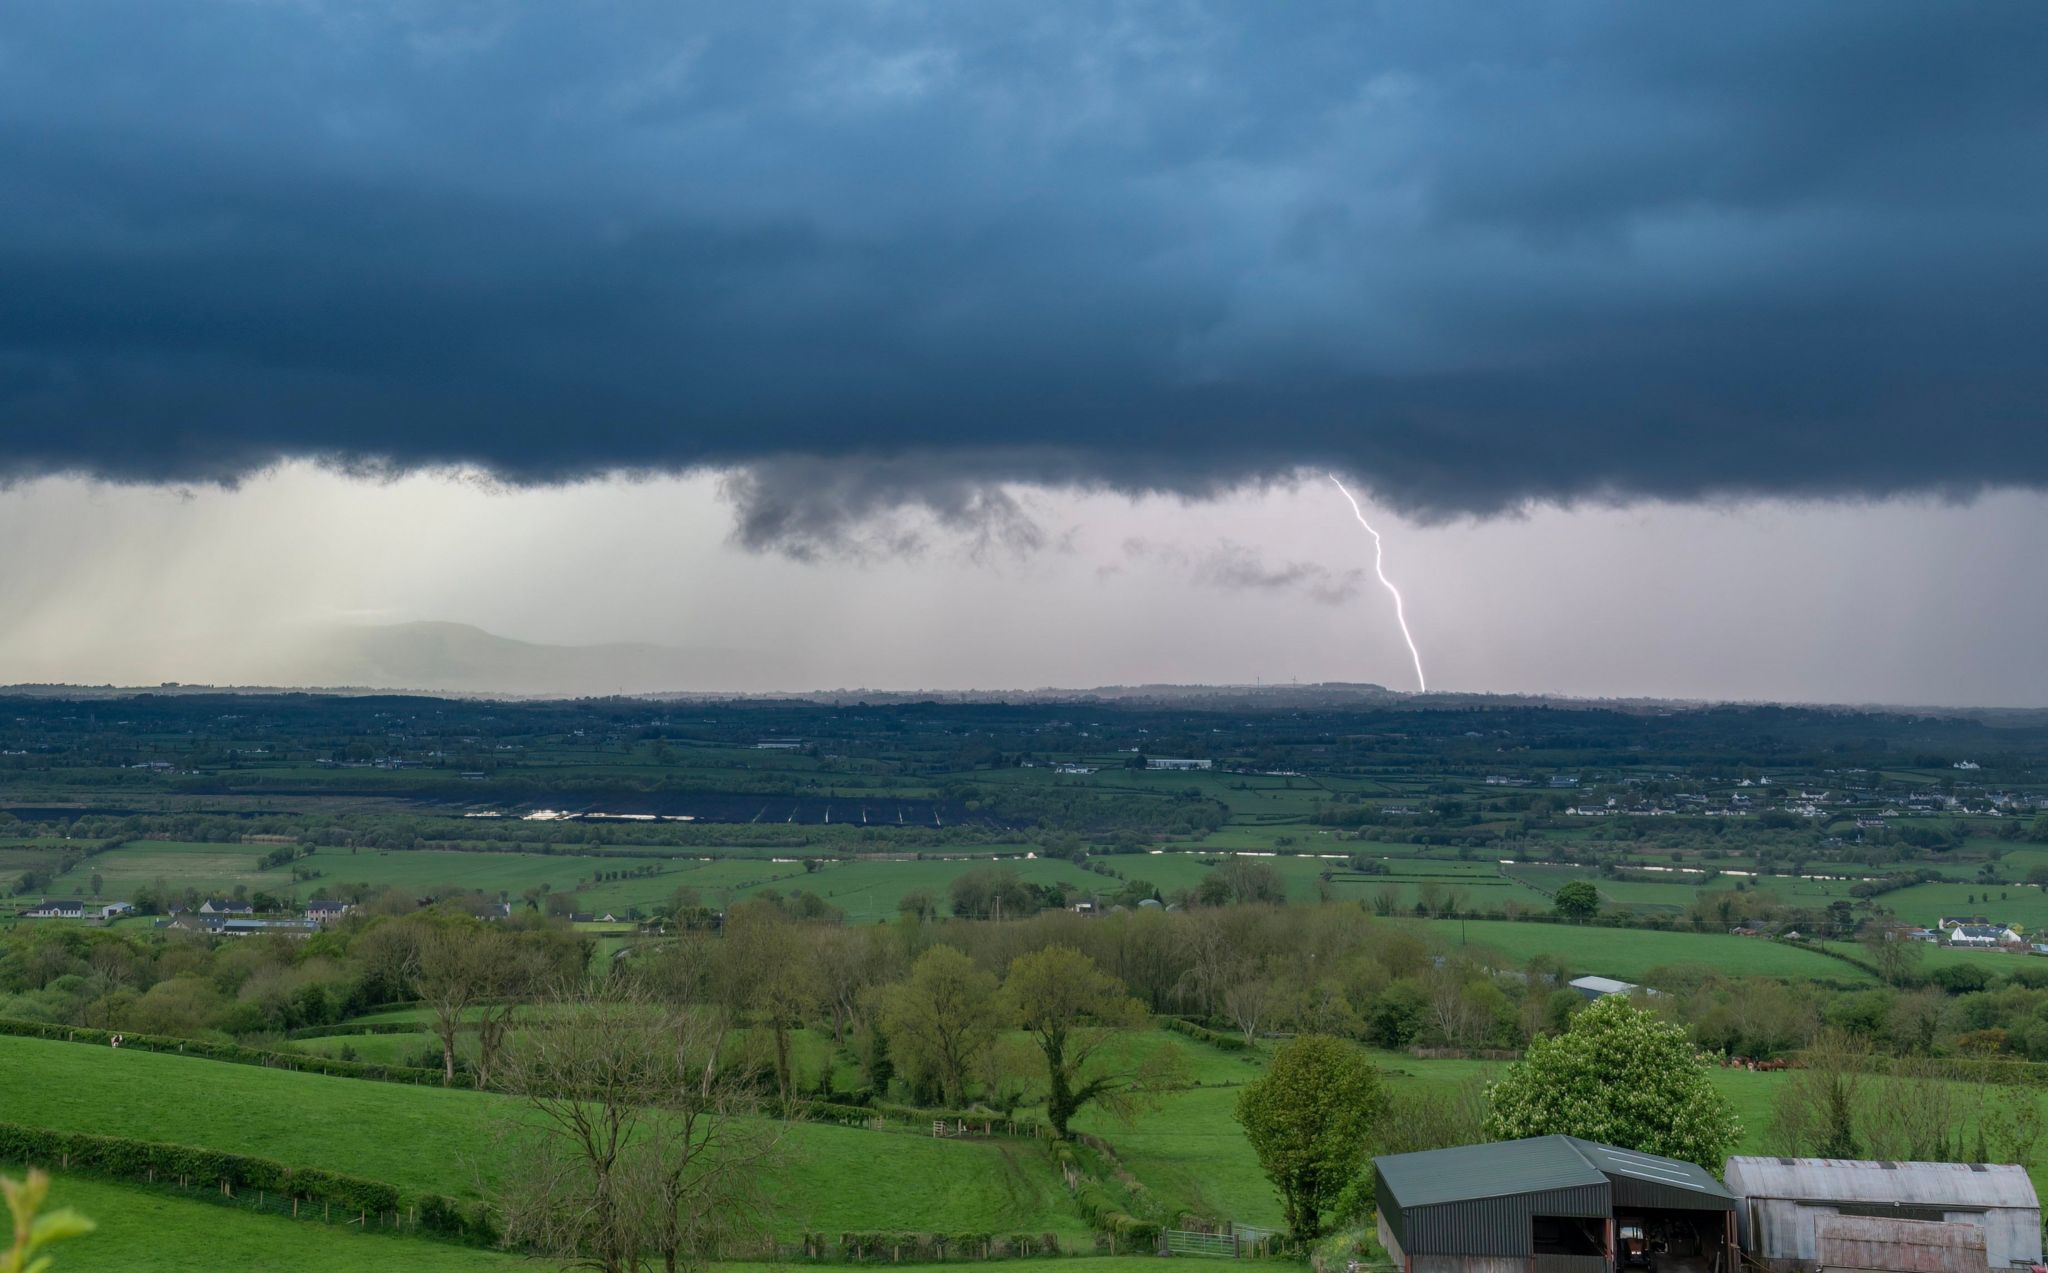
[55,1165,452,1237]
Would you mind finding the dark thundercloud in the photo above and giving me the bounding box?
[3,3,2046,548]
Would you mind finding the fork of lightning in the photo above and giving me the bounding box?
[1327,474,1427,693]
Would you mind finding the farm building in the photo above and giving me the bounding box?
[1569,976,1661,1001]
[1725,1157,2041,1273]
[1947,926,2019,948]
[1374,1137,1736,1273]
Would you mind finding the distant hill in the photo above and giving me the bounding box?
[3,621,791,698]
[286,621,700,695]
[5,620,2043,717]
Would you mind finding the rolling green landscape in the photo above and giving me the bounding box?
[7,691,2048,1270]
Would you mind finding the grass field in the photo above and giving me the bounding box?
[291,1022,867,1091]
[24,1173,1182,1272]
[711,855,1111,924]
[0,1035,1087,1240]
[1398,918,1875,982]
[20,1171,530,1272]
[50,841,820,914]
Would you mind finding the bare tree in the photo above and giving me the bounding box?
[470,933,564,1091]
[815,926,898,1048]
[1860,922,1924,986]
[1222,961,1278,1046]
[415,921,491,1085]
[495,985,783,1273]
[1862,1057,1969,1162]
[1767,1029,1865,1158]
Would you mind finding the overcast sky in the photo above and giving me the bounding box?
[2,3,2045,702]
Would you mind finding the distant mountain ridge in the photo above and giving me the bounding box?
[5,620,2043,717]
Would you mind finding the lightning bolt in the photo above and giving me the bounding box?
[1327,474,1427,693]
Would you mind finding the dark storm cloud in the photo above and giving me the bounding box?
[3,2,2047,548]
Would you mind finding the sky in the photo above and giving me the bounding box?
[2,3,2045,703]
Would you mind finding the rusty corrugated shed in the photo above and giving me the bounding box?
[1727,1157,2040,1272]
[1816,1214,1987,1273]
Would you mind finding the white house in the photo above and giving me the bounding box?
[1949,924,2020,948]
[1145,757,1212,771]
[23,899,84,919]
[99,901,134,920]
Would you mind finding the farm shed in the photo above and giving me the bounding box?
[1724,1158,2040,1273]
[1374,1137,1736,1273]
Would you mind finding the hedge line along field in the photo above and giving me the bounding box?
[289,1023,867,1093]
[1397,917,1875,982]
[52,841,824,910]
[29,1171,1178,1273]
[0,1035,1089,1241]
[15,1172,531,1273]
[707,855,1113,924]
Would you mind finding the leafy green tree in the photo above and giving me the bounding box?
[880,945,1002,1105]
[1003,946,1179,1136]
[1485,997,1739,1171]
[1552,880,1599,919]
[1235,1035,1389,1241]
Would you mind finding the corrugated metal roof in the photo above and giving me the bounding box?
[1378,1137,1731,1210]
[1725,1158,2039,1210]
[1378,1137,1608,1208]
[1577,1142,1732,1202]
[1570,976,1640,995]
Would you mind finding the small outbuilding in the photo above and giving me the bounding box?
[1375,1137,1736,1273]
[1725,1157,2041,1273]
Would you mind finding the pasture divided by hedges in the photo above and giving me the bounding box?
[0,1034,1090,1241]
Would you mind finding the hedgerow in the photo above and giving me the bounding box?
[0,1121,498,1245]
[0,1018,444,1086]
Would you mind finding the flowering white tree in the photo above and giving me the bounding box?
[1485,996,1739,1171]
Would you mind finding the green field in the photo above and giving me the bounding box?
[26,1173,1179,1273]
[53,839,1230,923]
[1400,918,1875,982]
[712,855,1110,924]
[20,1172,528,1272]
[51,841,820,915]
[291,1022,865,1092]
[0,1035,1086,1240]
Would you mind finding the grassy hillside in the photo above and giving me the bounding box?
[27,1173,1177,1273]
[0,1035,1087,1240]
[19,1172,528,1272]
